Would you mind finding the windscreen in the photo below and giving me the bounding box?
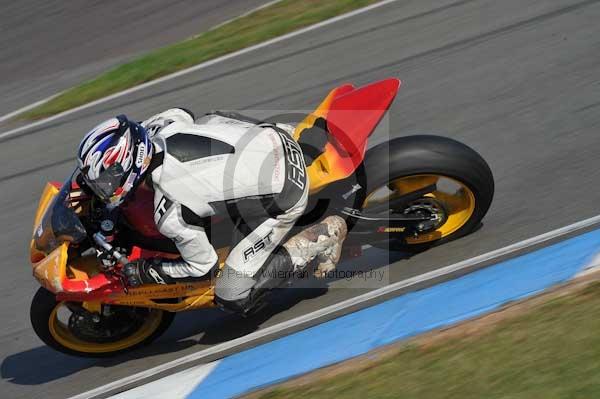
[33,177,87,253]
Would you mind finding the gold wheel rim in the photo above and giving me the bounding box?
[364,174,476,244]
[48,303,163,354]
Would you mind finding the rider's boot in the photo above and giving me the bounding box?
[283,215,348,277]
[314,216,347,278]
[215,216,348,316]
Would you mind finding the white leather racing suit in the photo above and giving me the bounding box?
[141,108,309,311]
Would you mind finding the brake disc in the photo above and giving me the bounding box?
[402,197,448,234]
[68,307,145,343]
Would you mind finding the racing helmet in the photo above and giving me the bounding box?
[77,115,152,206]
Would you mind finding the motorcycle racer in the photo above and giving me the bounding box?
[76,108,347,314]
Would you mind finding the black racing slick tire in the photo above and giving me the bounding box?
[361,135,494,251]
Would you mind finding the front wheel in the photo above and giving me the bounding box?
[361,135,494,250]
[30,287,174,357]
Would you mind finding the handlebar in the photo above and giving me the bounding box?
[93,232,129,266]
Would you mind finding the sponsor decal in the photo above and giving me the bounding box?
[276,130,306,190]
[123,284,200,297]
[135,143,146,168]
[377,226,406,233]
[148,268,166,285]
[154,196,172,223]
[243,230,275,262]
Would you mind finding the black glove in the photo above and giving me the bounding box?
[123,258,172,287]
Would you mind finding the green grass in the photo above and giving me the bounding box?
[22,0,381,120]
[258,283,600,399]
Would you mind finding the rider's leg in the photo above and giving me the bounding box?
[214,186,308,314]
[214,212,348,314]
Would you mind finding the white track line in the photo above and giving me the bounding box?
[109,362,220,399]
[67,213,600,399]
[0,93,62,124]
[0,0,402,141]
[0,1,287,126]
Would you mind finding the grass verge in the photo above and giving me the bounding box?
[22,0,381,120]
[253,279,600,398]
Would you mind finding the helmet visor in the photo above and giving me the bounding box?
[83,163,125,202]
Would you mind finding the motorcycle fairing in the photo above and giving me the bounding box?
[29,183,215,308]
[32,242,69,293]
[295,78,401,192]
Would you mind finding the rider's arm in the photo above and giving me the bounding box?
[141,108,196,137]
[154,197,218,277]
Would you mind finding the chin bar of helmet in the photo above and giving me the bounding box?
[93,232,129,267]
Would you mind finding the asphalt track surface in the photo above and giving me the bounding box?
[0,0,272,117]
[2,0,600,398]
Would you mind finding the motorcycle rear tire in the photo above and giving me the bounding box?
[361,135,494,252]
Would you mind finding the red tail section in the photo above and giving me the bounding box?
[296,78,401,192]
[326,78,401,166]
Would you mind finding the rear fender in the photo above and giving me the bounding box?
[296,78,401,193]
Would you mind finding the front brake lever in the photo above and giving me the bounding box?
[93,232,129,265]
[93,232,130,293]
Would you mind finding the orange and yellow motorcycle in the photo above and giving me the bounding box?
[29,78,494,357]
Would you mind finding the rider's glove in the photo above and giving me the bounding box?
[123,258,172,287]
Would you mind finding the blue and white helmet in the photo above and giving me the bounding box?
[77,115,152,206]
